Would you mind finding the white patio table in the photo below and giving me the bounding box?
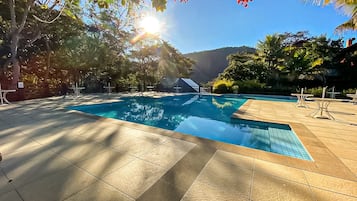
[346,91,357,104]
[0,84,16,105]
[291,93,313,108]
[69,84,85,97]
[103,83,115,94]
[309,98,346,120]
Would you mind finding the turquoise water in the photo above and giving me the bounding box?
[69,94,311,160]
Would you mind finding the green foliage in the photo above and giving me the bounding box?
[116,73,139,91]
[305,87,324,97]
[159,41,194,78]
[233,80,266,93]
[219,53,268,82]
[218,31,351,92]
[257,34,285,69]
[232,85,239,93]
[212,79,234,94]
[342,88,357,96]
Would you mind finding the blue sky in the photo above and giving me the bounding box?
[146,0,356,54]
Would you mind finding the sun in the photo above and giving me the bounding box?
[140,16,161,35]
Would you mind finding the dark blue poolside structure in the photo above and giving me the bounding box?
[158,77,201,93]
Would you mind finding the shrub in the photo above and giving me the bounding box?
[213,79,234,93]
[234,80,266,93]
[342,88,357,96]
[232,85,239,94]
[305,87,323,97]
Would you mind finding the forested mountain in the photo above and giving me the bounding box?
[185,46,256,84]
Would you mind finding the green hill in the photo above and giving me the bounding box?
[185,46,256,84]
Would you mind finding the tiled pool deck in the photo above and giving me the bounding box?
[0,93,356,201]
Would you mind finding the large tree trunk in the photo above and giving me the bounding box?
[7,0,33,89]
[43,36,51,96]
[10,34,20,89]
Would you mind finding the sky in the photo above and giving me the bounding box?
[142,0,356,54]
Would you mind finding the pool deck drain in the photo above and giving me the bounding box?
[0,93,356,200]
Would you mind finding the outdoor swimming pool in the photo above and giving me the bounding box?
[70,94,312,160]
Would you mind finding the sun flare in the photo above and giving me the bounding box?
[140,16,161,34]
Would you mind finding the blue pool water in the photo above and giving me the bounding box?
[69,94,312,160]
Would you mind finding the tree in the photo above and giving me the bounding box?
[130,44,160,91]
[158,41,195,79]
[219,53,267,82]
[53,34,116,85]
[256,34,285,86]
[1,0,183,88]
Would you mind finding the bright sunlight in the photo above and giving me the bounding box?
[140,16,161,34]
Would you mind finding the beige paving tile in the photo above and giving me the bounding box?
[160,145,216,190]
[137,143,194,169]
[319,137,357,150]
[112,138,161,157]
[312,187,357,201]
[0,128,25,143]
[64,181,134,201]
[194,158,252,200]
[181,180,249,201]
[0,191,23,201]
[161,137,196,150]
[1,147,72,188]
[78,125,134,147]
[102,158,166,199]
[328,147,357,161]
[136,178,187,201]
[251,172,315,201]
[0,138,40,156]
[254,159,308,184]
[18,166,98,201]
[29,128,79,145]
[304,171,357,197]
[44,138,108,163]
[341,158,357,177]
[137,145,216,200]
[133,129,172,144]
[213,150,255,171]
[0,171,14,195]
[312,161,356,181]
[75,148,136,178]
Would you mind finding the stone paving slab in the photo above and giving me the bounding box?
[74,148,137,178]
[17,166,98,201]
[64,181,134,201]
[312,187,357,201]
[304,171,357,197]
[102,159,166,199]
[191,156,252,200]
[251,172,315,201]
[137,143,195,169]
[1,146,72,188]
[0,170,14,195]
[0,190,23,201]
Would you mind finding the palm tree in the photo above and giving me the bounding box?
[256,34,284,69]
[307,0,357,32]
[256,34,285,86]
